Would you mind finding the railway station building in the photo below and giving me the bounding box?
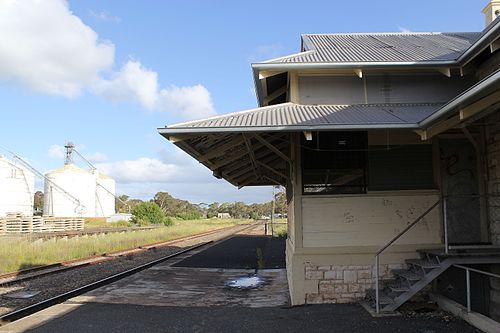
[160,1,500,317]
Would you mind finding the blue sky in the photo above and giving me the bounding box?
[0,0,488,204]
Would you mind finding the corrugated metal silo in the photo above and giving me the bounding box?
[94,170,116,217]
[0,156,35,217]
[43,163,96,217]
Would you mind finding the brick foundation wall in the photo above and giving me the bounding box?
[304,263,404,304]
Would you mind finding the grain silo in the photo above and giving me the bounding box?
[43,163,96,217]
[0,156,35,217]
[94,170,116,217]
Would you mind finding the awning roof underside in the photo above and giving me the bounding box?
[159,103,442,188]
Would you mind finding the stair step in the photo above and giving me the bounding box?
[406,259,440,269]
[392,269,422,281]
[366,289,395,305]
[386,282,410,293]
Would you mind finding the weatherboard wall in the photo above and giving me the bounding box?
[286,131,444,305]
[298,74,473,105]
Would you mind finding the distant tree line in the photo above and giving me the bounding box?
[116,187,287,220]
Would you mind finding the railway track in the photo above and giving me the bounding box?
[0,223,254,286]
[0,222,262,325]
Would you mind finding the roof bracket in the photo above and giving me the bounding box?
[436,68,451,77]
[254,134,292,165]
[303,131,313,141]
[256,160,288,181]
[354,69,363,78]
[242,134,260,180]
[490,39,500,53]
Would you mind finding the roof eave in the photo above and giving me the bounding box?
[251,60,459,71]
[419,69,500,128]
[457,18,500,67]
[158,123,420,137]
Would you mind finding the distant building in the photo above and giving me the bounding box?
[217,213,231,219]
[0,156,35,217]
[107,213,133,223]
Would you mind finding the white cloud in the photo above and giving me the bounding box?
[47,144,65,159]
[85,152,107,163]
[94,60,159,110]
[95,61,215,119]
[158,84,215,119]
[95,148,209,184]
[398,26,412,33]
[0,0,114,97]
[89,10,121,23]
[0,0,215,120]
[96,157,177,183]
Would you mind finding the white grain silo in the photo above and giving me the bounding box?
[44,163,96,217]
[93,170,116,217]
[0,156,35,217]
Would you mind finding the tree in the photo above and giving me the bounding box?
[153,191,203,219]
[33,191,44,213]
[116,195,130,213]
[207,202,220,218]
[274,187,287,215]
[131,202,172,226]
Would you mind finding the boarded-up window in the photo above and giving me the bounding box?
[302,132,367,194]
[368,145,434,191]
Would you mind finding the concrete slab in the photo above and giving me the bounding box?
[80,266,289,307]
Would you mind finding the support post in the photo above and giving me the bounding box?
[271,185,276,236]
[375,255,380,313]
[443,197,449,254]
[466,268,471,313]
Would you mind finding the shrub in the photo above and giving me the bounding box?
[111,220,132,227]
[175,212,202,220]
[163,216,173,226]
[131,202,170,226]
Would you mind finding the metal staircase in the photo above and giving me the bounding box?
[367,249,500,312]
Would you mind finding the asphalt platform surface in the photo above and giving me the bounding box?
[24,303,481,333]
[173,235,286,269]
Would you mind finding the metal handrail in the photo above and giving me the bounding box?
[453,264,500,313]
[374,199,441,313]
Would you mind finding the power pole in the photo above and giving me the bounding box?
[271,185,276,236]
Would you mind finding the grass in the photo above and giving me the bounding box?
[0,218,251,274]
[267,218,288,238]
[84,217,131,229]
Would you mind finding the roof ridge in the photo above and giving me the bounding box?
[302,31,481,36]
[259,50,315,64]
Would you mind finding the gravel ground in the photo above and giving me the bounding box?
[22,303,482,333]
[0,224,255,316]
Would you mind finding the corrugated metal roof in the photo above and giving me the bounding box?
[265,32,481,64]
[163,103,442,132]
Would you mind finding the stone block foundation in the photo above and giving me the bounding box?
[304,263,404,304]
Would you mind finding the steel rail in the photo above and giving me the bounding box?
[0,241,212,324]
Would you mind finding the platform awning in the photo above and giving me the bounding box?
[158,103,443,187]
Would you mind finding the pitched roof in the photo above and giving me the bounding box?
[161,103,442,134]
[265,32,481,64]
